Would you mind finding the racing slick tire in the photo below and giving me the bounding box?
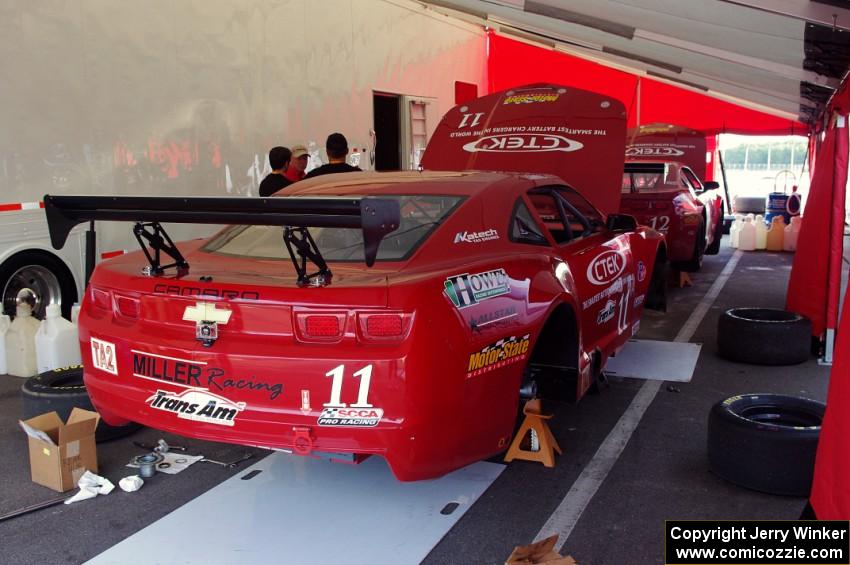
[21,366,142,442]
[717,308,811,365]
[733,195,765,215]
[672,220,705,273]
[705,206,724,255]
[707,394,824,496]
[0,251,77,320]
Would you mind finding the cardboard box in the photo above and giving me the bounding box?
[19,408,100,492]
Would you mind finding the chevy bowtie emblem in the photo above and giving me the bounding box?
[183,302,232,347]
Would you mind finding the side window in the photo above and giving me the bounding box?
[558,188,604,229]
[681,168,703,193]
[510,200,548,245]
[528,192,571,244]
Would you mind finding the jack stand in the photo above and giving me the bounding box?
[670,269,692,288]
[504,399,562,468]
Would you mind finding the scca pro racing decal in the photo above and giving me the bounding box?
[444,269,509,308]
[146,389,246,426]
[467,334,530,378]
[318,407,384,428]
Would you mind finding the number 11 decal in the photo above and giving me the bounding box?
[324,364,374,408]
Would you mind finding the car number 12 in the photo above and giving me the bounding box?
[648,216,670,231]
[324,364,374,408]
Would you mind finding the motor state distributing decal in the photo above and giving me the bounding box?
[587,249,627,285]
[91,337,118,375]
[503,91,561,104]
[146,389,246,426]
[454,228,499,243]
[467,334,530,377]
[444,269,510,308]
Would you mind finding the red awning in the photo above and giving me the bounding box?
[488,33,808,136]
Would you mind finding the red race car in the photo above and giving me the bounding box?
[622,124,724,271]
[45,84,666,481]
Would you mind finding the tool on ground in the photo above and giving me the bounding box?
[200,453,254,468]
[133,439,187,453]
[131,453,164,478]
[0,495,72,523]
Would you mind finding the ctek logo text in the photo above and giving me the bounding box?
[463,134,583,153]
[454,229,499,244]
[625,146,685,157]
[587,250,626,286]
[146,389,246,426]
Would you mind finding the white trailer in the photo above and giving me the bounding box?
[0,0,486,318]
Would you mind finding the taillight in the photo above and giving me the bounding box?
[90,287,111,310]
[357,312,413,343]
[114,294,140,318]
[294,311,346,342]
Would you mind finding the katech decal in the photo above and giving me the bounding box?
[470,306,518,332]
[91,337,117,375]
[467,334,530,377]
[318,406,384,427]
[454,228,499,243]
[153,284,259,300]
[463,134,583,154]
[587,250,627,286]
[597,300,616,324]
[625,146,685,157]
[504,92,560,104]
[146,389,246,426]
[445,269,510,308]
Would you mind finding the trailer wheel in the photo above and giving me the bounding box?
[708,394,823,496]
[717,308,811,365]
[21,366,141,442]
[0,251,77,320]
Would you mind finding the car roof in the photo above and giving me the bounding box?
[280,170,558,198]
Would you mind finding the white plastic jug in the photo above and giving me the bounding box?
[5,303,40,378]
[0,314,10,375]
[36,303,81,373]
[754,215,768,250]
[784,216,802,252]
[738,217,756,251]
[71,303,81,325]
[766,215,786,251]
[730,214,744,248]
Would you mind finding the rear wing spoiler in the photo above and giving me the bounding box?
[43,195,401,280]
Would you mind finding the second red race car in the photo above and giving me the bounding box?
[622,124,724,271]
[45,84,666,481]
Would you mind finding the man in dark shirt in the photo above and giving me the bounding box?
[304,133,362,178]
[258,146,292,196]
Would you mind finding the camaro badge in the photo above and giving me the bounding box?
[183,302,232,347]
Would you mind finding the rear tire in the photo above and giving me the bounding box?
[21,366,142,442]
[708,394,823,496]
[672,220,705,272]
[0,251,77,320]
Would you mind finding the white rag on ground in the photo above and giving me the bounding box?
[64,470,115,504]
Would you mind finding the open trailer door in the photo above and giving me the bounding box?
[420,83,627,217]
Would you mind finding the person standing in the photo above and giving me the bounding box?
[259,146,292,197]
[304,133,362,178]
[285,144,310,183]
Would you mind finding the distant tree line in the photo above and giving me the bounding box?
[722,141,808,168]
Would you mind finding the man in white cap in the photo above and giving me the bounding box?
[285,144,309,182]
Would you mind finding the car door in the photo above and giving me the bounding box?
[524,185,637,355]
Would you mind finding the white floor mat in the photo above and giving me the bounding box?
[86,453,504,565]
[603,339,702,382]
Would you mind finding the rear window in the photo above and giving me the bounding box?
[622,164,678,193]
[203,195,464,262]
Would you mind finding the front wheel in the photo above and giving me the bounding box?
[0,251,77,319]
